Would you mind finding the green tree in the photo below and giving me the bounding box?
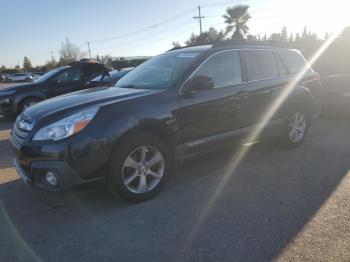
[295,33,302,44]
[281,26,288,42]
[172,41,181,48]
[23,56,32,72]
[223,5,251,39]
[289,33,294,43]
[185,27,225,46]
[270,33,283,42]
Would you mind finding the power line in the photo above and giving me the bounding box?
[89,17,196,53]
[95,22,227,55]
[87,7,196,44]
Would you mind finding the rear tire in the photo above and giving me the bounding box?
[107,133,172,203]
[280,109,310,148]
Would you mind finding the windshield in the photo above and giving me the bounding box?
[91,70,120,82]
[115,52,201,90]
[33,67,67,83]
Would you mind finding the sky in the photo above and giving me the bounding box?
[1,0,349,67]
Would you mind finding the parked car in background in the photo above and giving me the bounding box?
[7,73,33,82]
[10,43,321,202]
[0,74,7,83]
[31,74,41,81]
[31,71,46,76]
[87,67,134,88]
[0,59,108,116]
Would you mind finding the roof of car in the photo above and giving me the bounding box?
[167,41,294,54]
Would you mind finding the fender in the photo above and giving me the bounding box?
[285,85,314,116]
[12,92,47,114]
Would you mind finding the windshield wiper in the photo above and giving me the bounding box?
[118,84,138,89]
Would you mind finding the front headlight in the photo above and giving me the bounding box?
[33,108,99,141]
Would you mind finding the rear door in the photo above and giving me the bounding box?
[241,49,287,128]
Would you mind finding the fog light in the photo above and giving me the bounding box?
[44,171,58,187]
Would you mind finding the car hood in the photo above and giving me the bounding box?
[0,83,37,93]
[23,86,159,121]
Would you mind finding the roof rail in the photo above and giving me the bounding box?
[213,39,247,47]
[166,46,186,52]
[213,39,293,49]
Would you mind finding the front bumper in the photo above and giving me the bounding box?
[0,103,15,115]
[10,129,115,191]
[13,158,86,191]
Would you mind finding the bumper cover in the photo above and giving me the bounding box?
[0,103,15,115]
[13,157,88,191]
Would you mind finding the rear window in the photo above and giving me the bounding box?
[244,50,278,81]
[275,52,288,76]
[279,51,308,74]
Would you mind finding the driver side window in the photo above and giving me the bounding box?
[53,68,82,83]
[192,50,242,89]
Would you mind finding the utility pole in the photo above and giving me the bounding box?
[193,6,205,35]
[50,51,54,62]
[65,38,71,60]
[86,42,92,59]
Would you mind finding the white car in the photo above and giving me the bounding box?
[7,73,33,82]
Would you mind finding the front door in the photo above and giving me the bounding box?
[48,68,83,98]
[178,50,245,148]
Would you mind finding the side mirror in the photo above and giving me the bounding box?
[185,76,214,93]
[50,79,60,86]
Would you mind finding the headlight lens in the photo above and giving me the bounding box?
[33,108,99,141]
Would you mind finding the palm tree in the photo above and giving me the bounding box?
[223,5,251,39]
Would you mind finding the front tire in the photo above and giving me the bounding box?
[107,133,172,203]
[281,110,309,148]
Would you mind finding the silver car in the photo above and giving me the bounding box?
[7,73,33,82]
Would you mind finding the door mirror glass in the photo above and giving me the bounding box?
[50,79,60,86]
[187,76,214,92]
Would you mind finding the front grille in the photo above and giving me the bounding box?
[11,114,34,145]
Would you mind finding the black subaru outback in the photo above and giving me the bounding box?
[11,43,322,202]
[0,59,109,116]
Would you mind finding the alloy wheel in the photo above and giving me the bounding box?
[122,146,165,194]
[288,112,306,143]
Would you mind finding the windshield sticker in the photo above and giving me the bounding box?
[177,53,199,58]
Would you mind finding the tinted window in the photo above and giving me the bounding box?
[244,50,278,81]
[275,52,288,75]
[34,67,66,83]
[53,68,82,83]
[279,51,307,74]
[191,50,242,89]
